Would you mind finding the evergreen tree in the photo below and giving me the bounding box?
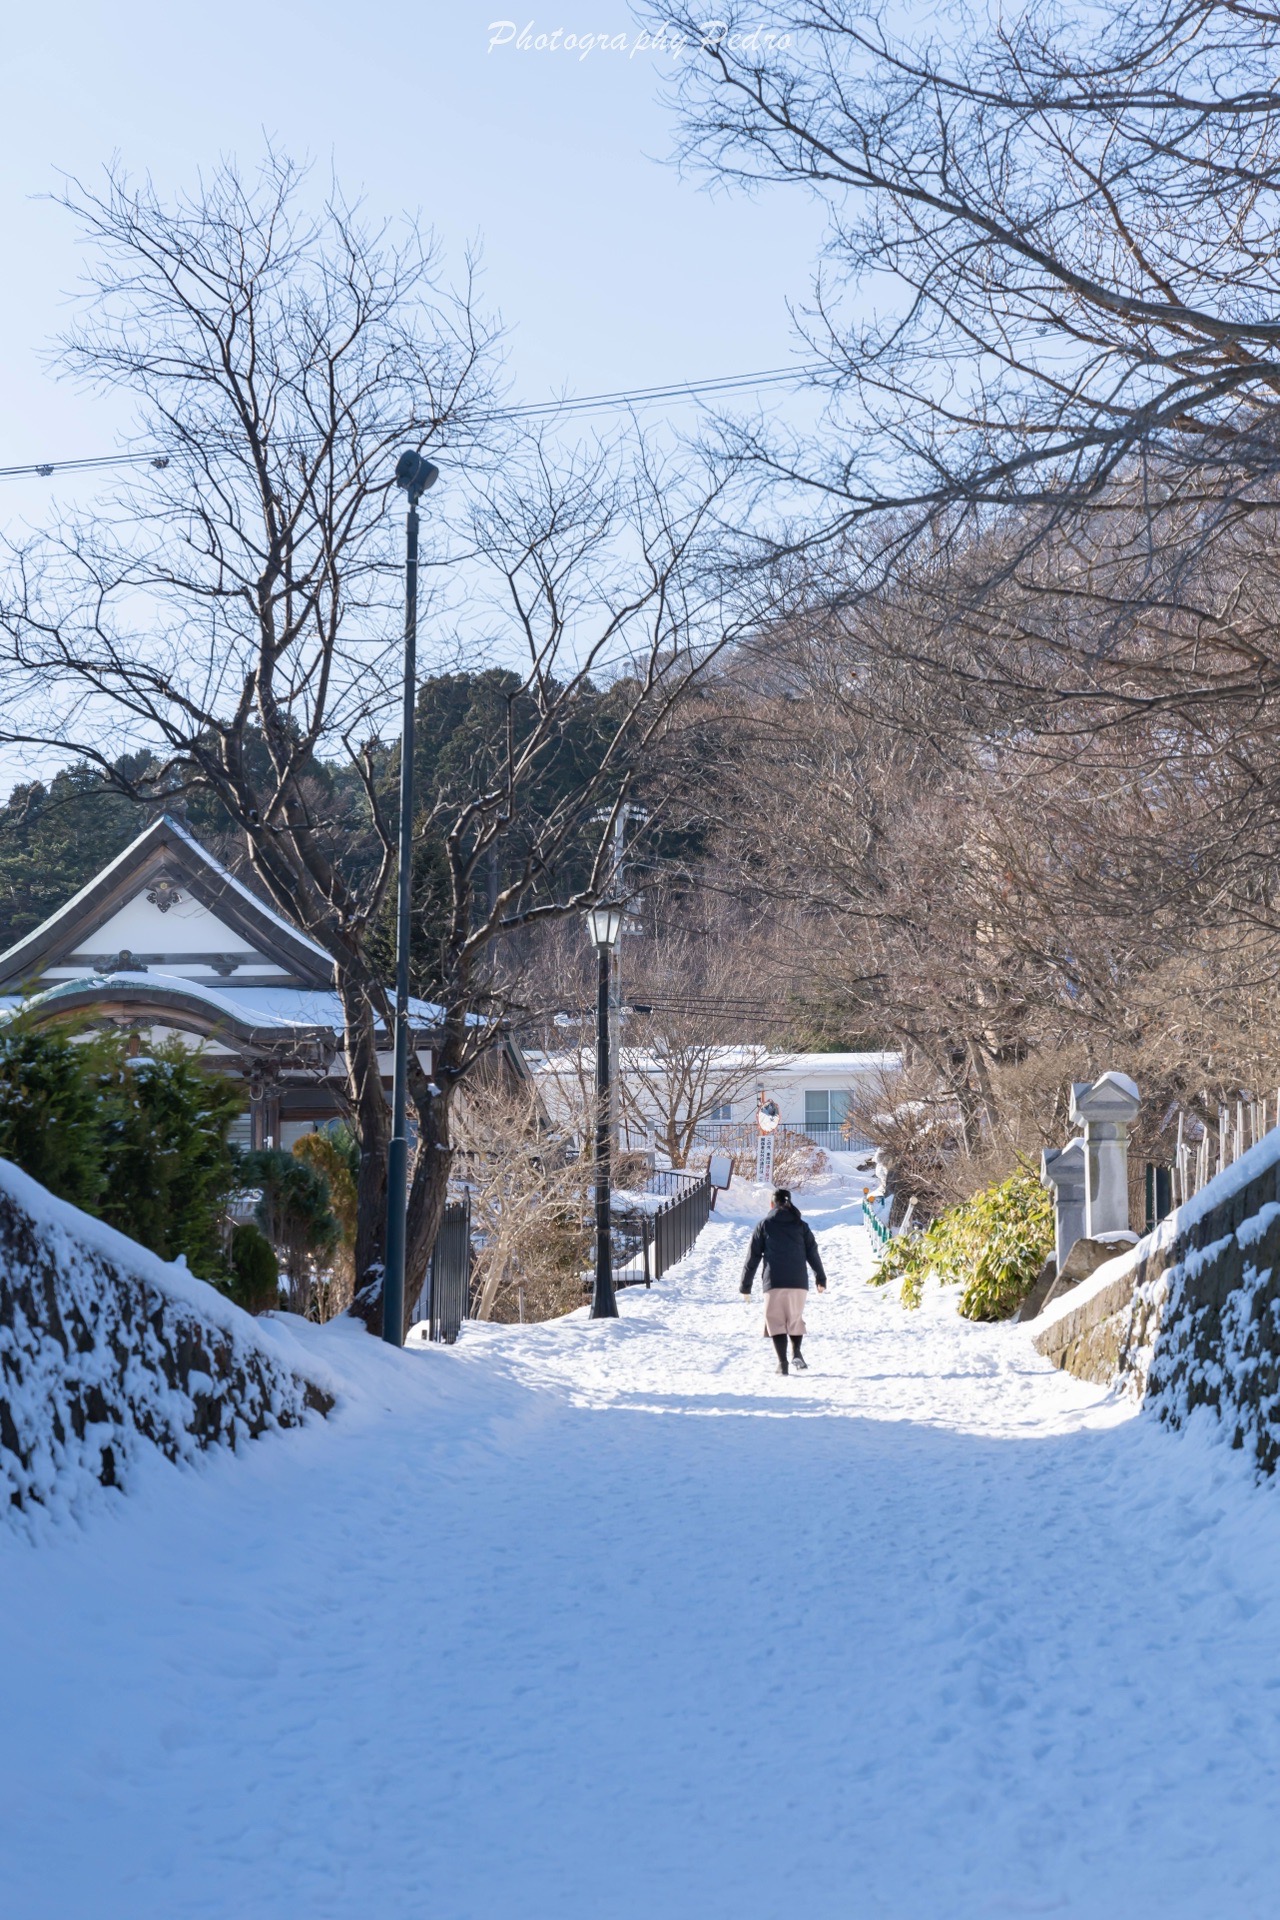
[0,1021,243,1278]
[0,1021,105,1210]
[93,1039,243,1276]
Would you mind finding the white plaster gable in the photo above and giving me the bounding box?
[69,888,263,960]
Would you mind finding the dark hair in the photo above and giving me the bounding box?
[772,1188,792,1208]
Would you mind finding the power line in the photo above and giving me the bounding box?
[543,996,828,1027]
[0,364,818,484]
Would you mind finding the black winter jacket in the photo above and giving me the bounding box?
[740,1203,827,1293]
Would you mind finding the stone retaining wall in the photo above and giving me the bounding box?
[0,1160,334,1520]
[1031,1132,1280,1474]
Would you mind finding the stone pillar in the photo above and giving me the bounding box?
[1069,1073,1141,1239]
[1041,1138,1086,1270]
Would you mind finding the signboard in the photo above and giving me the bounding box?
[708,1151,733,1191]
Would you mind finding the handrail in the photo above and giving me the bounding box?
[616,1174,713,1288]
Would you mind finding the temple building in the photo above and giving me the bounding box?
[0,814,527,1147]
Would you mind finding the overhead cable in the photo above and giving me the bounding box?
[0,363,818,483]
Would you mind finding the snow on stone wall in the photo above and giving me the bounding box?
[1033,1131,1280,1473]
[0,1159,334,1524]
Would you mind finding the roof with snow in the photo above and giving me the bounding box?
[0,814,336,994]
[0,816,457,1059]
[528,1048,900,1075]
[1,970,445,1048]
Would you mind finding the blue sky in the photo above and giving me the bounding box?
[0,0,827,518]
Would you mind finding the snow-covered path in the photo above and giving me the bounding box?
[6,1182,1280,1919]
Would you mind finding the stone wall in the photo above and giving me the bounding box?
[1031,1132,1280,1474]
[0,1159,334,1521]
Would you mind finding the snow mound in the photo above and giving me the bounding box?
[0,1158,334,1527]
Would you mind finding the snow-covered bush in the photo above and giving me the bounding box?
[870,1165,1053,1319]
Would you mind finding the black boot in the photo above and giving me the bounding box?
[772,1333,789,1375]
[790,1336,808,1372]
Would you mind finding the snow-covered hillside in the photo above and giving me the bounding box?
[0,1158,333,1522]
[4,1175,1280,1918]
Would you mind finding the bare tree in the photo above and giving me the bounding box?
[455,1079,591,1324]
[393,436,755,1327]
[0,153,754,1333]
[655,1,1280,540]
[0,152,500,1324]
[618,924,780,1164]
[698,563,1280,1212]
[640,0,1280,1207]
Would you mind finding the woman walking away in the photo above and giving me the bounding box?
[740,1188,827,1375]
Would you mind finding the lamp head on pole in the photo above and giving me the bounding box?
[585,902,625,952]
[394,449,440,504]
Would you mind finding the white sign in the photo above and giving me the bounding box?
[708,1151,733,1191]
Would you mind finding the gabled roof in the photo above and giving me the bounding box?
[0,815,335,992]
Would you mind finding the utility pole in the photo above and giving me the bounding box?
[607,802,647,1152]
[609,812,626,1149]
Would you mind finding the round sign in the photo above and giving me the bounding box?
[756,1098,781,1135]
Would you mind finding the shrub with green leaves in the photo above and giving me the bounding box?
[0,1021,105,1210]
[237,1148,337,1306]
[93,1040,243,1276]
[227,1221,280,1314]
[869,1164,1054,1321]
[0,1017,243,1279]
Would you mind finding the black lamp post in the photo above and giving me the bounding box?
[382,448,439,1347]
[586,902,625,1320]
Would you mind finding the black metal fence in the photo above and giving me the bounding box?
[424,1166,710,1335]
[426,1194,472,1343]
[642,1166,703,1199]
[615,1174,713,1288]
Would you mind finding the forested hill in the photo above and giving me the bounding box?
[0,760,164,953]
[0,668,661,958]
[0,749,308,954]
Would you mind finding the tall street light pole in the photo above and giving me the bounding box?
[382,448,439,1347]
[586,903,625,1320]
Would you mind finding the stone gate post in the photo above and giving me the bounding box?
[1041,1138,1087,1270]
[1069,1073,1141,1239]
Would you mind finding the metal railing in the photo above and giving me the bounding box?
[425,1194,472,1343]
[643,1166,703,1199]
[804,1123,876,1155]
[862,1192,916,1248]
[863,1192,894,1247]
[615,1174,714,1288]
[1144,1163,1174,1235]
[689,1119,875,1157]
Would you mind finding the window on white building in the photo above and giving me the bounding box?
[804,1090,853,1130]
[710,1103,733,1121]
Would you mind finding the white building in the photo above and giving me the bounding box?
[527,1046,899,1157]
[703,1051,898,1146]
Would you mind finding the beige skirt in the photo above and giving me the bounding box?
[763,1288,807,1336]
